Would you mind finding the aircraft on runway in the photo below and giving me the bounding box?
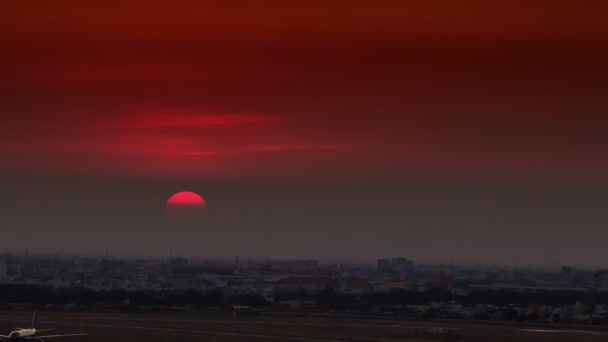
[0,310,87,341]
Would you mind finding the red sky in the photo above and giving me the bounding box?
[2,1,608,181]
[3,2,608,264]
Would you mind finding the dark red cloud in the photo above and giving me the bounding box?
[1,1,607,181]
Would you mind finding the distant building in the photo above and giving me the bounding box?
[170,257,189,268]
[383,281,407,289]
[437,274,454,289]
[341,280,373,294]
[391,258,414,279]
[594,270,608,291]
[0,260,6,279]
[562,266,572,276]
[377,259,391,272]
[277,276,339,291]
[406,259,414,277]
[391,258,407,278]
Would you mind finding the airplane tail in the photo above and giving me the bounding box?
[31,308,38,328]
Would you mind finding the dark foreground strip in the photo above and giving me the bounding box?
[0,318,371,342]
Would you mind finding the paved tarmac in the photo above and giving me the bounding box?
[1,312,607,341]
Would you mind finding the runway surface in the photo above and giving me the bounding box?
[1,312,607,341]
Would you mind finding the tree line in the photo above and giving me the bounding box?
[2,284,608,312]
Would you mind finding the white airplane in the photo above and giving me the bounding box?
[0,310,87,341]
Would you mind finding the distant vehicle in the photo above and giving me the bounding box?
[0,309,87,341]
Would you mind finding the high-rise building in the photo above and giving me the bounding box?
[390,257,414,279]
[594,270,608,291]
[406,259,414,275]
[0,260,6,279]
[391,258,408,279]
[377,258,391,272]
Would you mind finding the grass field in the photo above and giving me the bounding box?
[0,311,607,341]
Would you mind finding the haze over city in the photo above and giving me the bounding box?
[2,1,608,267]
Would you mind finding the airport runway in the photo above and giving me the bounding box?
[21,314,608,335]
[0,316,359,342]
[1,312,607,341]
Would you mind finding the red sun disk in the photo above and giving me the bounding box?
[166,191,207,223]
[166,191,207,206]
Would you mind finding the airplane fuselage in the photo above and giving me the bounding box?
[0,310,86,341]
[7,328,36,340]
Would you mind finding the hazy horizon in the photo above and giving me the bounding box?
[2,173,608,269]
